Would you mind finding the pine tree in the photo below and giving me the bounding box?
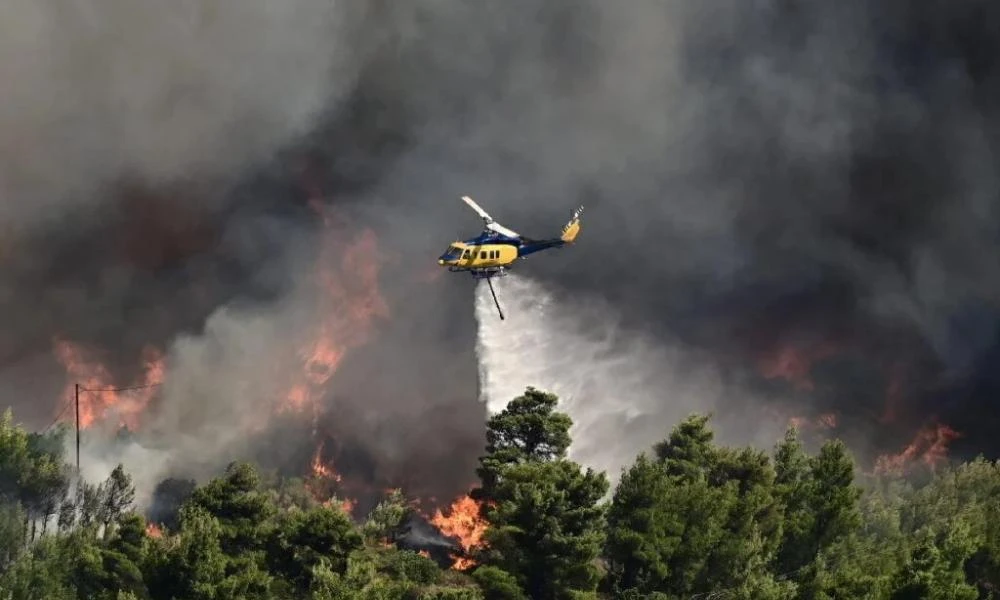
[474,388,607,600]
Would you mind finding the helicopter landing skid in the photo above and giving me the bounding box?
[468,267,507,280]
[445,267,506,319]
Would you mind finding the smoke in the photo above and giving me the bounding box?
[0,0,371,228]
[361,0,1000,476]
[2,0,1000,505]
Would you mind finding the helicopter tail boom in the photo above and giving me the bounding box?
[560,205,583,243]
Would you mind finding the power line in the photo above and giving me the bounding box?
[40,398,75,433]
[73,381,163,475]
[77,382,162,392]
[33,381,165,476]
[42,382,164,430]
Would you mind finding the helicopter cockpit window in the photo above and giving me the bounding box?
[441,245,463,261]
[462,250,472,259]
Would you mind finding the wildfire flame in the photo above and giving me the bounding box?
[311,441,342,482]
[874,422,961,476]
[339,498,358,515]
[429,495,489,570]
[145,523,163,538]
[278,185,389,508]
[279,204,389,425]
[53,340,165,430]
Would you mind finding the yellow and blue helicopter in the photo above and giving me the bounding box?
[438,195,583,320]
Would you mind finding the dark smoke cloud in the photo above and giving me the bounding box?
[347,0,1000,466]
[2,0,999,502]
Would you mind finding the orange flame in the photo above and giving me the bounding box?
[53,340,165,430]
[145,523,163,538]
[429,495,489,569]
[279,203,389,512]
[278,209,389,419]
[306,441,361,517]
[311,441,342,482]
[339,498,358,515]
[873,423,961,476]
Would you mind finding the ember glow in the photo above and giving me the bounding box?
[429,495,489,570]
[787,412,838,432]
[53,339,165,430]
[753,336,965,475]
[873,423,962,476]
[758,341,839,392]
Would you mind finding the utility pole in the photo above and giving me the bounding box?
[74,383,80,476]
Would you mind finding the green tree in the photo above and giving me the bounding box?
[475,388,608,599]
[606,415,793,599]
[0,536,77,600]
[809,440,862,557]
[653,413,716,481]
[363,488,408,544]
[472,566,527,600]
[66,531,148,600]
[0,501,27,569]
[266,505,363,592]
[57,496,77,534]
[0,409,34,503]
[888,525,979,600]
[604,453,676,593]
[883,457,1000,596]
[99,465,136,534]
[79,482,105,529]
[187,462,276,556]
[107,514,147,567]
[473,387,572,501]
[0,412,71,541]
[772,426,814,575]
[147,504,229,600]
[378,549,441,586]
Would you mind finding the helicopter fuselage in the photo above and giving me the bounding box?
[437,231,566,277]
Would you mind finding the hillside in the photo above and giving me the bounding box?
[0,387,997,599]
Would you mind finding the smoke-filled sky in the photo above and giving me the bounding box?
[1,0,999,503]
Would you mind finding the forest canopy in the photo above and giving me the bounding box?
[0,388,997,600]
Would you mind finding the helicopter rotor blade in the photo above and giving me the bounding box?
[462,195,520,238]
[461,196,493,223]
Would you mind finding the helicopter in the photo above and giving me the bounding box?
[437,195,583,320]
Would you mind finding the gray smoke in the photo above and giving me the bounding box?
[0,0,370,228]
